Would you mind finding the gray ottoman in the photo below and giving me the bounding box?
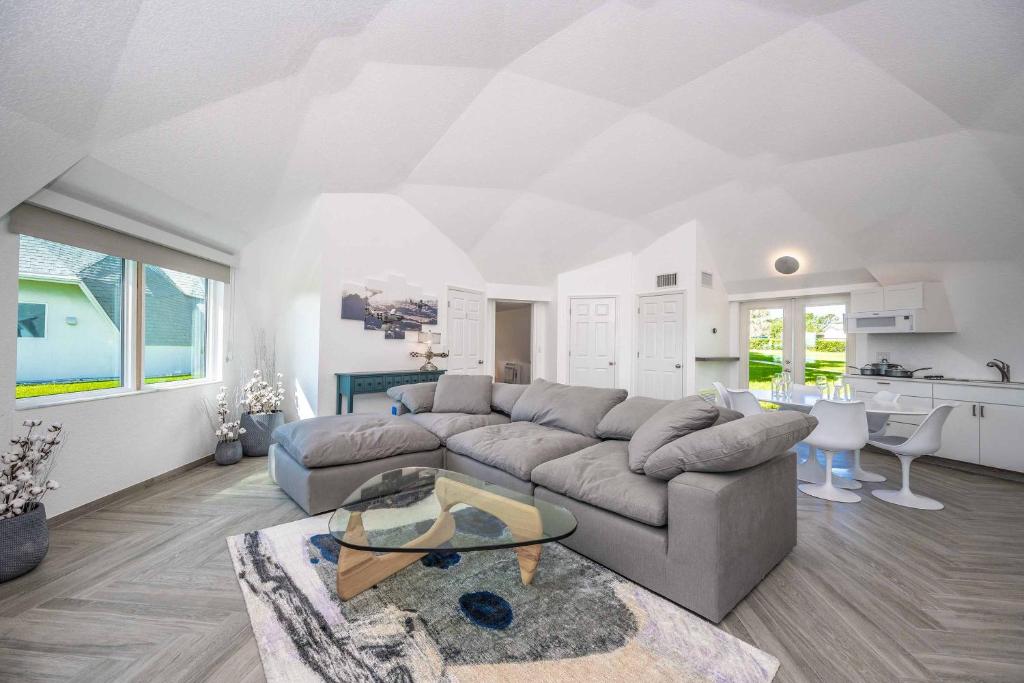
[269,415,444,514]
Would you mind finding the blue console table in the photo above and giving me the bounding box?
[335,370,446,415]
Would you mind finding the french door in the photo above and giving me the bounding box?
[740,296,851,388]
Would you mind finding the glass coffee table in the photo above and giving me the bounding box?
[328,467,577,600]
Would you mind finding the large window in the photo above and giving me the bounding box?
[15,233,220,402]
[16,236,125,399]
[144,265,208,384]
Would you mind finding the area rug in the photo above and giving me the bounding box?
[227,514,779,682]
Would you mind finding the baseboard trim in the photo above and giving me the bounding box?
[47,454,215,528]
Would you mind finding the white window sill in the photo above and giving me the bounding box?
[15,378,222,411]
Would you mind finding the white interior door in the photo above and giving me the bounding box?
[569,297,616,388]
[447,287,484,374]
[636,293,685,399]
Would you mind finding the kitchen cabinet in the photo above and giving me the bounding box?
[850,288,884,313]
[882,283,923,310]
[935,403,981,464]
[978,404,1024,472]
[845,375,1024,473]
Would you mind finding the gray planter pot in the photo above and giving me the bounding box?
[215,440,244,466]
[240,411,285,457]
[0,503,49,583]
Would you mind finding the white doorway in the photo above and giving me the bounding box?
[568,296,616,388]
[635,292,685,399]
[493,301,532,383]
[446,286,485,374]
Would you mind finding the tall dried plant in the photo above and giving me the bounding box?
[1,421,63,519]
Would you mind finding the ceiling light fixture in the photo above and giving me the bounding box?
[774,255,800,275]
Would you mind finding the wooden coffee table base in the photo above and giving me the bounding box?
[336,477,544,601]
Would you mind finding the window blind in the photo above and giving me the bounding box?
[9,203,231,283]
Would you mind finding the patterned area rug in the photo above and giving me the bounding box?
[228,514,779,682]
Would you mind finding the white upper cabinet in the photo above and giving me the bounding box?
[850,288,884,313]
[882,283,923,310]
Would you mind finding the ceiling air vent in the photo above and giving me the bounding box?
[656,272,677,288]
[701,271,714,288]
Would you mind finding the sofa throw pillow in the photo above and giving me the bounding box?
[627,396,720,473]
[644,412,817,479]
[386,382,437,414]
[491,382,529,415]
[510,378,627,438]
[713,407,744,426]
[432,374,493,415]
[595,397,671,440]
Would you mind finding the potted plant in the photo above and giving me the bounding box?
[239,370,285,457]
[212,387,245,465]
[1,420,62,583]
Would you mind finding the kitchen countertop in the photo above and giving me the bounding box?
[843,374,1024,390]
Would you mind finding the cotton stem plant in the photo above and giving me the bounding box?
[240,370,285,415]
[213,387,245,443]
[1,421,62,520]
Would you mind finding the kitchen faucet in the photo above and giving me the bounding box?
[986,358,1011,383]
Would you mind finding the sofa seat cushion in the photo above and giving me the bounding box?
[272,415,440,469]
[405,412,510,443]
[446,422,599,481]
[511,379,627,438]
[532,441,668,527]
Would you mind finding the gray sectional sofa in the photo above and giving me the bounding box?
[268,375,815,623]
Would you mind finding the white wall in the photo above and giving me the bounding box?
[553,220,733,396]
[301,194,488,415]
[859,261,1024,380]
[2,219,232,519]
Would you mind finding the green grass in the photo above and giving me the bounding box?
[747,350,846,390]
[16,374,197,399]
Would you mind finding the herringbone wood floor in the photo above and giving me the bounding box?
[1,451,1021,682]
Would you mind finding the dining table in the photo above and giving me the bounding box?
[748,388,932,487]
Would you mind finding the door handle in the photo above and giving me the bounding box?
[477,360,484,364]
[608,361,615,366]
[979,404,985,418]
[674,364,682,368]
[972,404,976,417]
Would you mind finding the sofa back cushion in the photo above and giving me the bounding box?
[432,374,493,414]
[386,382,437,414]
[595,396,671,440]
[510,378,627,438]
[627,396,720,473]
[644,411,817,479]
[714,407,744,426]
[491,382,529,415]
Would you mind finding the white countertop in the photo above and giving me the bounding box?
[843,374,1024,390]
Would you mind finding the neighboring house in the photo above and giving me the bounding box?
[16,236,206,384]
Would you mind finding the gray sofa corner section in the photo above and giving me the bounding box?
[665,450,796,622]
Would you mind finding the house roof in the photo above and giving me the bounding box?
[18,235,205,345]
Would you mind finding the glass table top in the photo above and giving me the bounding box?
[328,467,577,553]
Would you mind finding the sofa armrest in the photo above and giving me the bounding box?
[664,450,796,622]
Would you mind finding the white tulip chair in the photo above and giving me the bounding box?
[834,390,899,483]
[712,382,732,409]
[799,400,869,503]
[725,389,763,417]
[868,404,955,510]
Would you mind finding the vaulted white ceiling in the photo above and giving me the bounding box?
[2,0,1022,287]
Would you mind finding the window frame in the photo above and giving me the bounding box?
[15,238,225,408]
[16,301,48,339]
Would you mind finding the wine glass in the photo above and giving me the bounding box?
[815,375,828,396]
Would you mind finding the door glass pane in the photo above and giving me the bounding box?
[143,265,207,383]
[748,307,784,389]
[804,304,847,384]
[16,235,124,399]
